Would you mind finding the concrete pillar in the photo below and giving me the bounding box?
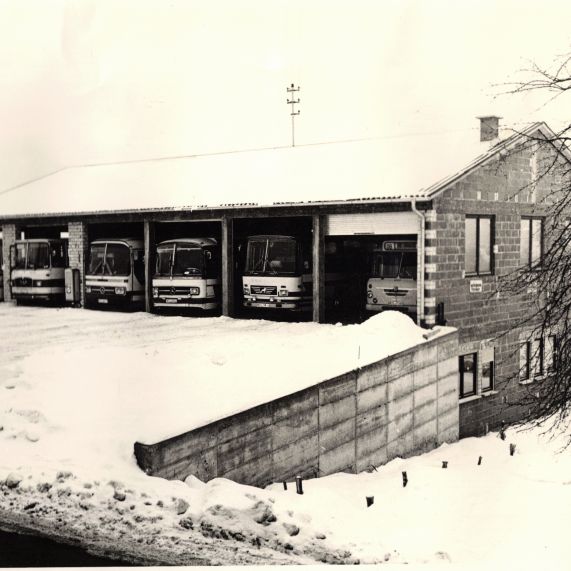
[1,224,18,302]
[221,216,234,317]
[312,215,325,323]
[144,220,155,313]
[67,221,88,307]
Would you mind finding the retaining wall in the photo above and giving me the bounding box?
[135,329,459,487]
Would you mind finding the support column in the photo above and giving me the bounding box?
[67,221,88,307]
[1,224,18,303]
[221,216,235,317]
[144,220,155,313]
[312,215,325,323]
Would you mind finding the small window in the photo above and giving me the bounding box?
[519,342,530,382]
[520,218,543,268]
[481,347,495,392]
[545,335,558,372]
[531,338,544,378]
[465,216,493,275]
[459,353,477,398]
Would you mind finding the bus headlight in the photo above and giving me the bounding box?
[36,281,42,287]
[367,291,373,299]
[85,286,92,293]
[152,287,158,297]
[243,285,250,294]
[115,287,126,295]
[189,287,200,295]
[279,289,287,297]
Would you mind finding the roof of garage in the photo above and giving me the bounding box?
[0,122,551,220]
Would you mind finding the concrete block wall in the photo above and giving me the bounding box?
[135,329,459,488]
[425,140,560,437]
[1,224,18,302]
[67,221,88,306]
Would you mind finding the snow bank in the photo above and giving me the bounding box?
[0,310,441,482]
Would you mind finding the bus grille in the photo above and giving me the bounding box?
[251,285,277,295]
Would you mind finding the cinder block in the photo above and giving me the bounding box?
[320,417,355,453]
[319,440,355,476]
[319,395,356,430]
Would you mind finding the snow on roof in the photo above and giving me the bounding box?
[0,123,546,219]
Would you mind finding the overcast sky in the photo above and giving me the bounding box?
[0,0,570,192]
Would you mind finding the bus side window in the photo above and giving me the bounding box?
[204,248,219,279]
[133,250,145,285]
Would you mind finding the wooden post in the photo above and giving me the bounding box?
[221,216,234,317]
[143,220,155,313]
[312,215,325,323]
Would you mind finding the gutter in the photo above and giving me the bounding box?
[411,198,425,326]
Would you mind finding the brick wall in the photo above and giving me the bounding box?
[134,329,459,487]
[425,140,560,437]
[1,224,18,302]
[67,221,88,306]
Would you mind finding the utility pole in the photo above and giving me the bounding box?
[286,84,300,147]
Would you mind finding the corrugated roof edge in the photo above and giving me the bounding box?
[0,195,432,221]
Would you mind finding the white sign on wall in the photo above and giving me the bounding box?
[469,279,483,293]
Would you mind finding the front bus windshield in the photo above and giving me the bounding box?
[373,251,416,280]
[88,243,131,276]
[27,242,50,269]
[155,244,204,277]
[245,237,297,275]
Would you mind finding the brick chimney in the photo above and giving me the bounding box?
[477,115,501,142]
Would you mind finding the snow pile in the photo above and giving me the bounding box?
[0,307,439,485]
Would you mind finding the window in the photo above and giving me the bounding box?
[531,338,544,378]
[520,217,543,268]
[520,342,530,382]
[459,353,477,398]
[465,215,493,275]
[545,335,558,372]
[481,347,495,392]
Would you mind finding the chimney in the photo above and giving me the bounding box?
[477,115,501,142]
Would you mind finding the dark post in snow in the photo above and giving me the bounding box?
[286,84,300,147]
[442,461,448,469]
[283,481,287,491]
[509,443,516,456]
[312,215,325,323]
[366,496,374,507]
[478,456,483,465]
[402,471,408,487]
[295,475,303,495]
[144,220,155,313]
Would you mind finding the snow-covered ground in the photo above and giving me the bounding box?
[1,305,570,567]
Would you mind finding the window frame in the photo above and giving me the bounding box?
[465,215,495,276]
[519,341,531,382]
[459,352,478,398]
[520,216,544,269]
[481,359,494,393]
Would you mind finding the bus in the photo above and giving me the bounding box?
[366,240,417,316]
[85,238,145,309]
[242,235,312,311]
[152,238,220,310]
[10,238,68,304]
[0,240,3,301]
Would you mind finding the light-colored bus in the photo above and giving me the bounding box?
[85,238,145,309]
[152,238,220,310]
[10,238,68,304]
[366,240,417,316]
[242,234,312,311]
